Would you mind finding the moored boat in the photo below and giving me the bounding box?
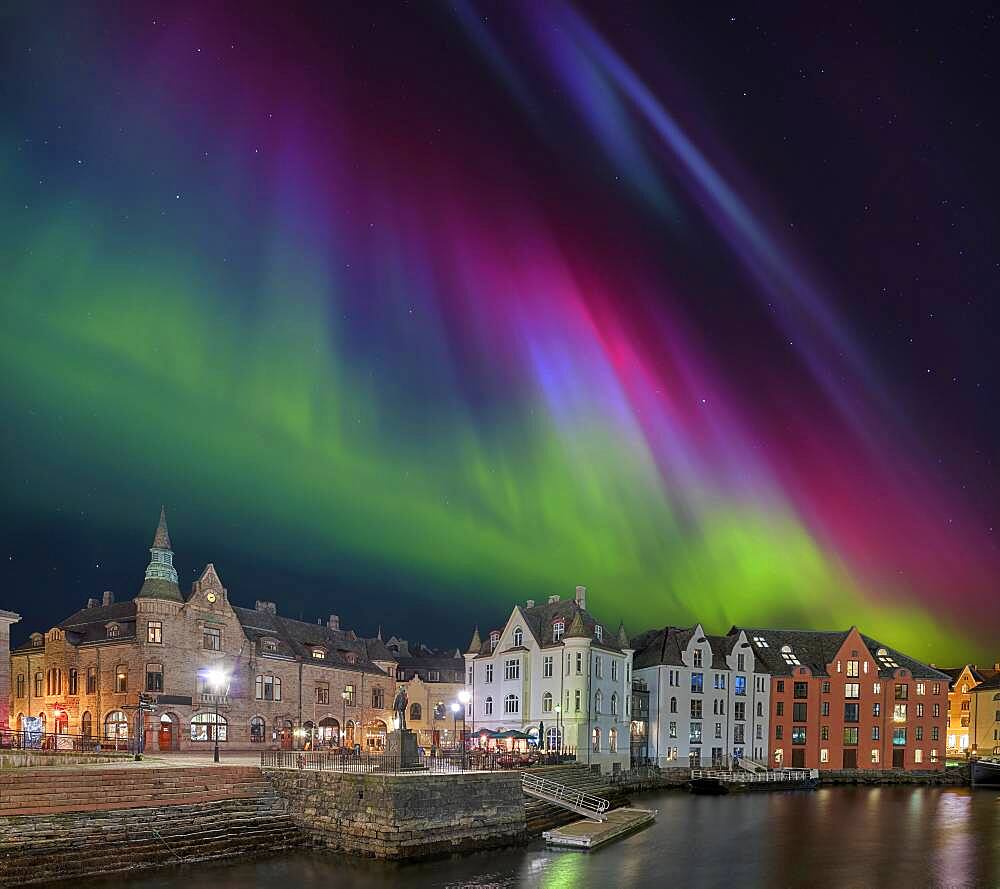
[971,758,1000,786]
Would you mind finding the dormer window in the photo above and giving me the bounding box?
[693,649,703,668]
[512,627,523,647]
[595,625,603,642]
[312,648,326,660]
[490,631,500,651]
[752,635,768,648]
[345,653,358,665]
[780,644,800,666]
[552,620,565,642]
[107,624,121,639]
[31,633,43,647]
[876,647,900,669]
[261,638,277,653]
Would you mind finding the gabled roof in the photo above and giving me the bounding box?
[731,626,952,681]
[468,597,629,657]
[12,601,139,652]
[632,626,699,670]
[971,673,1000,693]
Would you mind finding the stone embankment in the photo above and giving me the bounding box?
[818,765,970,786]
[265,767,525,859]
[0,765,301,886]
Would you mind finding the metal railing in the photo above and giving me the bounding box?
[690,767,818,783]
[261,749,471,774]
[521,772,610,819]
[0,729,132,753]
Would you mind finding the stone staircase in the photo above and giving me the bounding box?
[522,764,626,834]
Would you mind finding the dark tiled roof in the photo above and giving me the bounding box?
[136,577,183,602]
[972,673,1000,693]
[152,506,171,549]
[469,599,627,657]
[632,626,698,669]
[730,626,952,682]
[232,607,389,677]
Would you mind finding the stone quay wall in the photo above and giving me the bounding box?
[265,768,526,859]
[817,765,970,786]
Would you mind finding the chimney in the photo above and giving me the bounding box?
[102,591,115,607]
[526,599,535,609]
[575,585,587,610]
[87,597,99,609]
[328,614,340,630]
[255,600,277,614]
[547,595,560,604]
[995,662,1000,673]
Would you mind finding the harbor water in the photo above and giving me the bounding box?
[83,785,1000,889]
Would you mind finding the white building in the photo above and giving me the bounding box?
[464,586,633,773]
[633,624,770,768]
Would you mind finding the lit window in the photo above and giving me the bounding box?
[190,712,227,742]
[876,648,900,669]
[147,621,162,644]
[595,625,603,642]
[780,645,800,666]
[255,674,281,701]
[107,625,120,639]
[115,666,127,693]
[312,649,325,660]
[752,635,768,648]
[820,749,829,763]
[871,749,880,764]
[552,621,565,642]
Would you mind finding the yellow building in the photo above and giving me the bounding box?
[970,674,1000,756]
[941,664,999,755]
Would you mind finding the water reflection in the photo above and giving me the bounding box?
[79,787,999,889]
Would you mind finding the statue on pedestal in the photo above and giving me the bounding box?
[392,687,408,732]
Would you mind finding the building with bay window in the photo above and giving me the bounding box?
[632,625,770,768]
[464,586,633,773]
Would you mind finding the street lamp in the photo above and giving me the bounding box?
[203,668,229,763]
[449,702,460,751]
[341,689,350,750]
[458,690,471,750]
[554,704,562,753]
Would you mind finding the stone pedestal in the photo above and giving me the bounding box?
[386,729,421,770]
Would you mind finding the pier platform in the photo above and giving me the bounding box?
[542,807,656,849]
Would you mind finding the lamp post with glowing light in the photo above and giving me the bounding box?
[449,702,460,751]
[458,690,471,748]
[341,689,350,750]
[203,668,229,763]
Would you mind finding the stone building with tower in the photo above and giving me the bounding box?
[8,509,410,751]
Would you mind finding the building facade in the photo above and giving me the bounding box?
[940,664,999,756]
[9,510,401,751]
[464,587,633,773]
[629,677,650,764]
[734,626,950,771]
[969,673,1000,756]
[633,625,770,768]
[0,609,21,730]
[382,635,466,750]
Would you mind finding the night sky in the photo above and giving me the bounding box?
[2,2,997,662]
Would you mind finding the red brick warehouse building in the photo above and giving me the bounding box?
[731,626,950,770]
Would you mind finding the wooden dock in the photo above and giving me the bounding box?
[542,807,656,849]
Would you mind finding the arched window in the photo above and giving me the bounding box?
[191,713,228,742]
[513,627,523,647]
[114,665,128,693]
[542,691,553,712]
[546,727,562,750]
[609,727,618,752]
[594,690,603,715]
[81,712,92,738]
[610,693,618,717]
[670,696,677,714]
[15,674,24,698]
[592,727,601,752]
[104,710,128,739]
[409,702,422,721]
[34,672,42,697]
[250,716,266,743]
[484,696,494,716]
[504,694,519,715]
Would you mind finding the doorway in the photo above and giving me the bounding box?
[892,748,904,769]
[158,713,179,751]
[843,749,857,768]
[792,749,805,768]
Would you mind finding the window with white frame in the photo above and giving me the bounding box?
[552,620,565,642]
[595,625,603,642]
[485,664,493,683]
[543,656,553,678]
[504,694,519,715]
[611,660,618,681]
[504,659,520,681]
[484,696,493,715]
[512,627,523,647]
[543,691,553,712]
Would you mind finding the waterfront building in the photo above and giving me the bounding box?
[630,677,650,764]
[9,509,400,750]
[969,673,1000,756]
[0,609,21,730]
[733,626,950,771]
[382,635,466,750]
[633,625,771,768]
[938,663,999,755]
[463,587,633,772]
